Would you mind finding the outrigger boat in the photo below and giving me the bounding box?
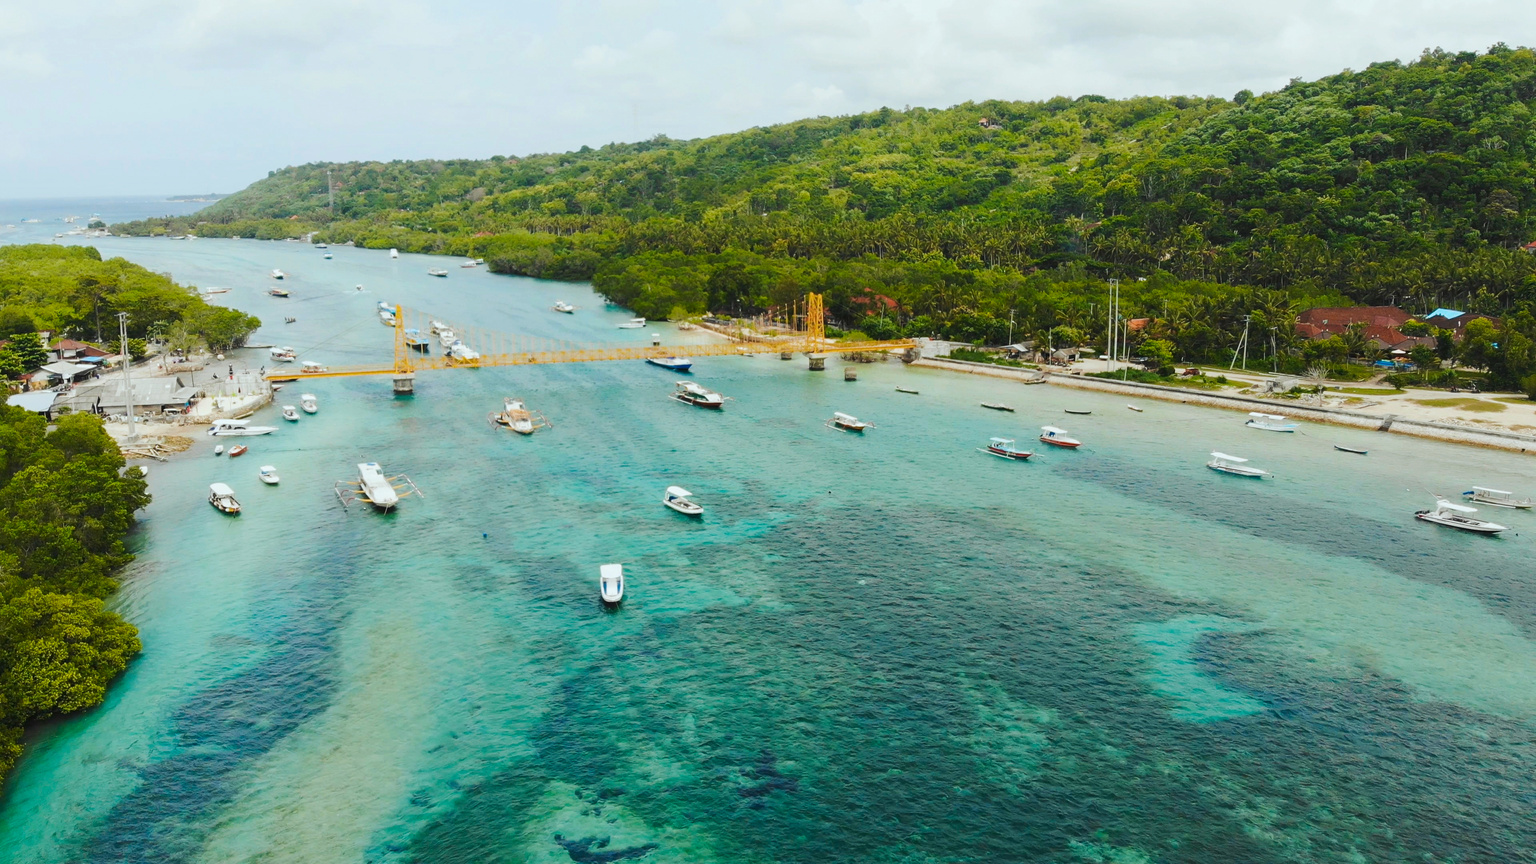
[1038,426,1080,448]
[1416,497,1508,534]
[1206,451,1270,478]
[335,462,423,512]
[268,287,290,298]
[489,398,551,435]
[647,356,693,372]
[552,301,576,313]
[617,317,647,329]
[208,419,278,437]
[300,394,318,414]
[663,486,703,516]
[979,437,1032,460]
[672,381,725,409]
[269,346,296,362]
[827,412,873,432]
[1246,412,1297,432]
[980,402,1015,412]
[209,483,241,514]
[600,563,624,606]
[281,405,300,421]
[1462,486,1533,509]
[404,328,430,351]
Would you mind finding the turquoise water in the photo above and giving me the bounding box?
[3,235,1536,862]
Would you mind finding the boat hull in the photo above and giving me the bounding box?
[1208,464,1267,478]
[673,395,723,409]
[1039,437,1079,448]
[664,499,704,516]
[1246,421,1296,432]
[983,446,1031,460]
[647,358,693,372]
[1465,496,1532,510]
[1415,512,1507,533]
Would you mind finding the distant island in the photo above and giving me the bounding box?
[165,194,225,202]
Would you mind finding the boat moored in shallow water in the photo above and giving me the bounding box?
[208,419,277,437]
[1207,451,1270,478]
[600,563,624,605]
[1463,486,1533,509]
[209,483,241,514]
[552,301,576,313]
[269,346,296,362]
[663,486,703,516]
[228,444,248,458]
[827,412,873,432]
[980,402,1014,412]
[617,317,646,329]
[1246,412,1297,432]
[258,466,280,485]
[1038,426,1080,448]
[427,269,448,277]
[268,287,289,298]
[672,381,725,408]
[647,356,693,372]
[404,328,430,351]
[270,269,285,280]
[336,462,423,512]
[300,394,318,414]
[281,405,300,421]
[979,437,1032,460]
[490,398,550,435]
[1416,498,1508,534]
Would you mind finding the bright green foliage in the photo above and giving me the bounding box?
[0,245,261,350]
[0,405,149,784]
[4,332,47,370]
[107,338,148,362]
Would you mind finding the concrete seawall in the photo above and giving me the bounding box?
[912,357,1536,455]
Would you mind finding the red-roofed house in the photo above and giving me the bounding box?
[1294,307,1433,352]
[49,338,110,361]
[1521,240,1536,252]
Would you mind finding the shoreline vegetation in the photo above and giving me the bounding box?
[110,46,1536,397]
[0,245,260,786]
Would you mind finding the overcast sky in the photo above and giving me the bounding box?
[1,0,1530,197]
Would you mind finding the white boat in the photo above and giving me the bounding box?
[1462,486,1533,509]
[428,269,448,277]
[979,437,1032,460]
[437,329,458,348]
[1127,405,1144,412]
[301,361,328,374]
[315,243,327,249]
[646,356,693,372]
[300,394,318,414]
[827,412,872,432]
[202,287,229,295]
[663,486,703,516]
[214,444,225,456]
[1416,498,1508,534]
[461,260,477,268]
[281,405,300,421]
[334,462,422,511]
[258,465,280,485]
[600,563,624,605]
[1245,412,1297,432]
[1038,426,1080,448]
[377,301,394,313]
[269,346,296,362]
[207,419,278,437]
[672,381,725,409]
[323,253,332,259]
[489,397,549,435]
[446,340,481,362]
[617,317,646,329]
[1207,451,1270,478]
[404,328,430,351]
[379,309,396,326]
[270,269,286,280]
[552,301,576,313]
[389,248,399,258]
[980,402,1014,412]
[429,320,449,334]
[209,483,241,514]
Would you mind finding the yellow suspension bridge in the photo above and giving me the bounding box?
[265,293,917,392]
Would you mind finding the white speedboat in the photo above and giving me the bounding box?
[979,437,1032,460]
[552,301,576,313]
[214,444,225,456]
[1416,498,1508,534]
[827,412,872,432]
[647,356,692,372]
[1246,412,1297,432]
[663,486,703,516]
[379,309,396,326]
[389,248,399,259]
[672,381,725,409]
[323,253,332,259]
[446,340,481,362]
[617,317,646,329]
[281,405,300,421]
[1462,486,1533,509]
[428,269,448,277]
[1207,451,1270,478]
[1038,426,1080,448]
[429,320,449,334]
[258,465,280,485]
[270,269,286,280]
[377,301,394,313]
[207,419,278,437]
[269,346,296,362]
[600,563,624,606]
[300,394,318,414]
[209,483,241,514]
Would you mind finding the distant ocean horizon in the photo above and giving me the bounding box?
[0,195,210,246]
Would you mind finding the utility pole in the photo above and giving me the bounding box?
[1229,314,1251,371]
[1270,327,1278,373]
[1106,278,1120,373]
[118,312,137,444]
[1007,309,1015,346]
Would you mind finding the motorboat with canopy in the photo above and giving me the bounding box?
[1207,451,1270,478]
[1245,412,1297,432]
[827,412,873,432]
[1038,426,1080,448]
[207,419,278,437]
[209,483,241,514]
[672,381,725,409]
[1416,498,1508,534]
[979,437,1032,460]
[600,564,625,606]
[663,486,703,515]
[1462,486,1533,509]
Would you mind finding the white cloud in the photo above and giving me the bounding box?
[0,0,1531,195]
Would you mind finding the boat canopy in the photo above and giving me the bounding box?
[1435,500,1479,513]
[1471,486,1512,496]
[210,482,235,496]
[259,465,276,473]
[990,437,1015,446]
[1249,412,1288,421]
[834,412,859,423]
[665,486,693,498]
[1041,426,1068,434]
[210,419,248,429]
[1210,452,1248,462]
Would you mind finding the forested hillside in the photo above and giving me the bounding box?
[116,46,1536,371]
